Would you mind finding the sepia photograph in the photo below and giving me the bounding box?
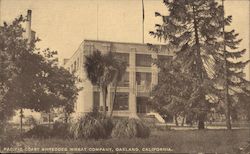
[0,0,250,153]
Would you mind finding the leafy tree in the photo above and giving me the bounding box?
[150,0,227,129]
[0,15,79,133]
[151,58,194,126]
[0,16,27,128]
[44,65,79,123]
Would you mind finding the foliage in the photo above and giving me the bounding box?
[69,112,113,139]
[213,7,250,128]
[111,118,150,138]
[84,50,111,115]
[24,121,71,139]
[110,54,127,116]
[24,125,52,139]
[0,15,79,131]
[151,59,195,126]
[0,16,26,123]
[149,0,249,129]
[0,125,20,148]
[234,92,250,121]
[18,129,249,153]
[51,121,70,138]
[84,50,127,116]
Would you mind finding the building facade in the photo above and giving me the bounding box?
[64,40,173,118]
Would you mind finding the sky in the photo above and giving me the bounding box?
[1,0,250,79]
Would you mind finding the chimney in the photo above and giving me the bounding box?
[26,9,32,43]
[0,0,2,26]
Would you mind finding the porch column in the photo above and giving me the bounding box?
[99,89,104,111]
[151,53,158,87]
[107,85,112,114]
[129,48,137,118]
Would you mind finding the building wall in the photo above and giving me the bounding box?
[64,40,173,118]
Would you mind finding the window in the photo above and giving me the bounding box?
[136,54,152,67]
[136,72,151,86]
[93,92,100,110]
[74,61,77,71]
[71,64,73,73]
[117,72,129,87]
[114,52,129,66]
[137,97,151,113]
[77,58,79,69]
[113,92,129,110]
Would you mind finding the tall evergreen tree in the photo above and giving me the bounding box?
[150,0,227,129]
[214,0,250,129]
[151,0,249,129]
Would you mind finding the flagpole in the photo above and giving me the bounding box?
[142,0,144,44]
[97,0,99,40]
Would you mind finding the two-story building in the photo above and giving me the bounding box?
[64,40,173,119]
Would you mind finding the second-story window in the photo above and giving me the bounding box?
[71,64,73,73]
[77,58,79,70]
[136,54,152,67]
[117,72,129,87]
[136,72,152,86]
[114,52,129,66]
[74,61,77,71]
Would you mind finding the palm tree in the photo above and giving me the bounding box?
[84,50,127,116]
[109,58,127,117]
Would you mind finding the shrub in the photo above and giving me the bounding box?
[69,112,113,139]
[0,125,20,148]
[24,125,52,138]
[51,121,70,138]
[111,118,150,138]
[24,122,71,139]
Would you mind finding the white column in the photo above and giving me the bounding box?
[107,85,112,114]
[129,48,137,118]
[151,53,158,87]
[99,89,104,111]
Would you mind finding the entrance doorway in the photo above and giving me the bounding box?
[136,97,151,114]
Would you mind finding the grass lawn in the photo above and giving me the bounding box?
[10,129,250,153]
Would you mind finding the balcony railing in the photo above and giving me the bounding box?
[136,83,152,96]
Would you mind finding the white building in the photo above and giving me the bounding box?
[64,40,173,119]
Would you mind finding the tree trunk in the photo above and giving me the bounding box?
[20,108,24,136]
[222,0,231,130]
[48,112,51,128]
[192,4,206,130]
[225,98,232,130]
[198,113,205,130]
[101,86,108,116]
[181,115,185,126]
[198,120,205,129]
[110,73,118,117]
[174,114,179,126]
